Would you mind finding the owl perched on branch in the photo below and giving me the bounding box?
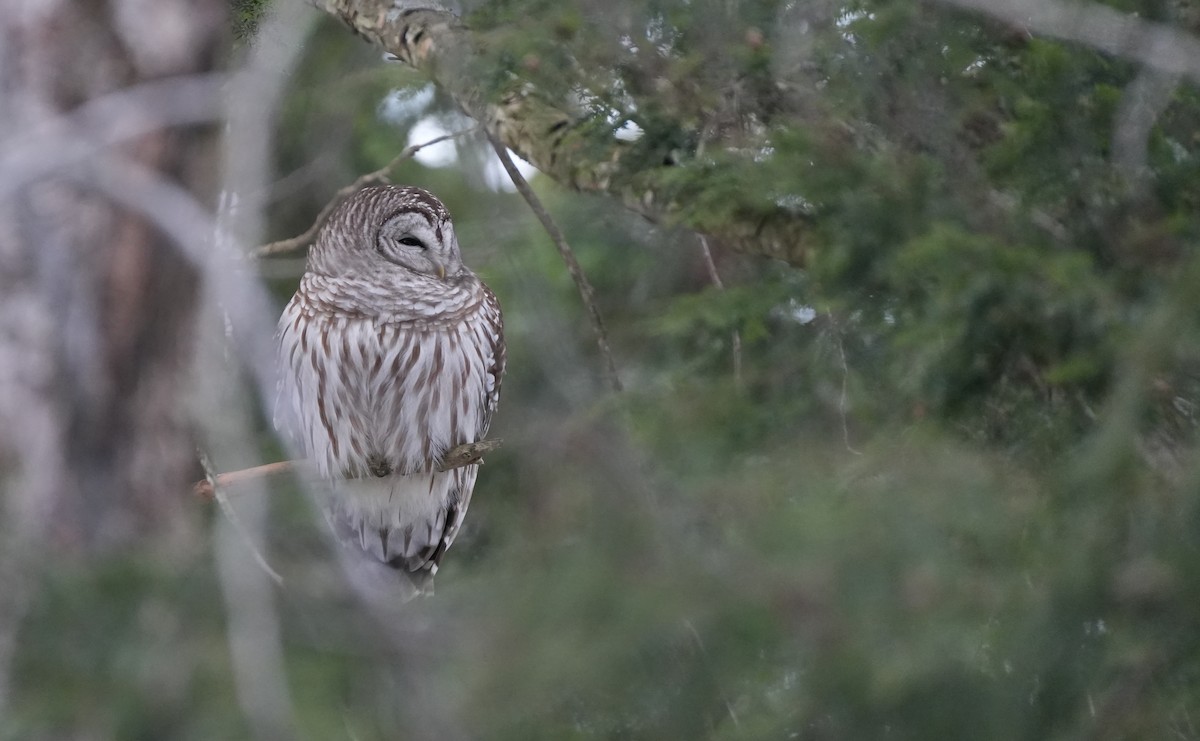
[277,185,504,596]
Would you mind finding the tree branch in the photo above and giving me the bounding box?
[194,460,297,499]
[489,137,622,393]
[255,127,477,257]
[315,0,1200,268]
[313,1,813,265]
[938,0,1200,83]
[697,235,742,389]
[191,439,503,499]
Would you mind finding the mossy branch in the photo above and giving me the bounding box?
[313,1,813,265]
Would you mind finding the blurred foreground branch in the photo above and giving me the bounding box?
[0,0,225,547]
[199,450,284,586]
[939,0,1200,82]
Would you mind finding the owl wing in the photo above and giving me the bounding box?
[476,282,506,437]
[425,282,505,557]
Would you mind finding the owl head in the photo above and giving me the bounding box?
[308,185,466,282]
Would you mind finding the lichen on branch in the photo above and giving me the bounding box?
[314,0,813,265]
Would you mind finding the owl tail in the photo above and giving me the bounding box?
[330,533,434,602]
[321,473,465,600]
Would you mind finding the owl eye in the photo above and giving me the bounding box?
[398,236,425,249]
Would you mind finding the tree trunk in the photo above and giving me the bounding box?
[0,0,226,550]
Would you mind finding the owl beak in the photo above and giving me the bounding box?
[438,264,446,280]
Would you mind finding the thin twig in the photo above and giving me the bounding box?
[487,135,623,392]
[1113,69,1179,176]
[829,318,862,456]
[254,127,478,258]
[192,439,503,498]
[198,448,284,585]
[194,460,297,499]
[683,619,742,730]
[697,235,743,388]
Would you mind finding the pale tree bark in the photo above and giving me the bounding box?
[315,1,815,265]
[0,0,225,550]
[0,1,227,718]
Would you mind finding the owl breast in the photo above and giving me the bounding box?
[277,274,504,480]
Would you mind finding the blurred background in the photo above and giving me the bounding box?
[2,0,1199,738]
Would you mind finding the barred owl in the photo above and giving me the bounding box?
[277,185,504,596]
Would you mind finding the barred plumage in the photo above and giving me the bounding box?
[276,185,504,595]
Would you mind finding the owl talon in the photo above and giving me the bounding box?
[367,455,392,477]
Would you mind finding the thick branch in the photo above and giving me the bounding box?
[313,1,813,265]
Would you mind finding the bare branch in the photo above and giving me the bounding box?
[194,460,298,499]
[828,317,862,457]
[1113,70,1179,176]
[0,74,225,201]
[255,127,478,257]
[684,620,742,730]
[489,137,623,393]
[697,235,743,388]
[938,0,1200,83]
[191,439,504,498]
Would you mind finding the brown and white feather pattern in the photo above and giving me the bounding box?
[276,186,504,590]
